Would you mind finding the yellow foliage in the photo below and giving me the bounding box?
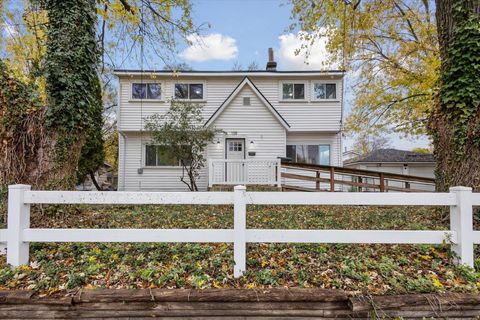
[0,2,48,99]
[289,0,439,136]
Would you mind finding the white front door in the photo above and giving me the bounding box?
[226,139,245,160]
[225,139,245,183]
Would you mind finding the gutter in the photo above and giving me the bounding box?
[113,71,346,77]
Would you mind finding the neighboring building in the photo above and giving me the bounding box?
[76,163,116,191]
[343,148,436,178]
[115,49,344,191]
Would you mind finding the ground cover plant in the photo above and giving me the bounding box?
[0,204,479,295]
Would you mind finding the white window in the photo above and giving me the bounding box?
[286,144,330,165]
[281,82,305,100]
[132,83,162,100]
[312,82,337,100]
[174,83,204,100]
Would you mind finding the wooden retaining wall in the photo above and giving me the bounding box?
[0,288,479,319]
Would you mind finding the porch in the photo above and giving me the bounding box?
[207,159,436,192]
[208,159,282,187]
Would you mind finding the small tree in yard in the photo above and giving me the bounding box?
[145,101,219,191]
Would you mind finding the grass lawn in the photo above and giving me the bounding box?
[0,203,479,295]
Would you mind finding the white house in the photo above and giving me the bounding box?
[115,51,344,191]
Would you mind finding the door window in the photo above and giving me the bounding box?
[228,141,243,152]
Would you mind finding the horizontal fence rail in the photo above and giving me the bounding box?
[4,184,480,277]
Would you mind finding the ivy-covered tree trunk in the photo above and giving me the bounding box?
[37,0,102,188]
[0,0,102,190]
[429,0,480,192]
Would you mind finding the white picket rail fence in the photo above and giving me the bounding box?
[3,184,480,277]
[208,159,281,187]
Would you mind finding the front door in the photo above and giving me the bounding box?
[225,138,245,183]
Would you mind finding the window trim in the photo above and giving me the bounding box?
[172,81,207,101]
[279,80,308,102]
[143,144,183,168]
[310,80,340,102]
[286,144,331,165]
[130,81,165,102]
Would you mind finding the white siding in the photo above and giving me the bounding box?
[117,75,342,132]
[408,165,435,178]
[253,78,342,131]
[118,132,207,191]
[207,85,286,161]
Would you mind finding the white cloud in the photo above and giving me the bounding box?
[277,31,338,70]
[180,33,238,62]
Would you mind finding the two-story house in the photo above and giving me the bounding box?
[115,50,344,191]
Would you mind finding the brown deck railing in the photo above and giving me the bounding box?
[281,161,436,192]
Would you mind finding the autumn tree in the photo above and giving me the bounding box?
[289,0,438,136]
[289,0,479,190]
[350,134,391,156]
[0,0,197,190]
[429,0,480,191]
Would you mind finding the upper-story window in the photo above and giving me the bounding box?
[282,83,305,100]
[174,83,204,100]
[132,83,162,100]
[312,83,337,100]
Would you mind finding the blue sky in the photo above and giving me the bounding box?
[185,0,293,70]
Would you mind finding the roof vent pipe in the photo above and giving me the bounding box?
[266,48,277,71]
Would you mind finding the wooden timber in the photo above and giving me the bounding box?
[0,288,479,318]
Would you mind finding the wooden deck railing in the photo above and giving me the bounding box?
[281,162,436,192]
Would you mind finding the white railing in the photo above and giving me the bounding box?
[3,184,480,277]
[208,159,281,187]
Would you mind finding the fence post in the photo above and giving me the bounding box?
[329,167,335,192]
[379,173,385,192]
[276,159,282,188]
[208,159,213,188]
[7,184,31,267]
[450,186,474,268]
[233,185,247,277]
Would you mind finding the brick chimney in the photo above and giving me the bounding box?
[266,48,277,71]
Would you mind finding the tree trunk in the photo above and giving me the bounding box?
[89,171,102,191]
[0,0,99,191]
[429,0,480,191]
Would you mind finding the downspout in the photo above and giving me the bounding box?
[339,71,345,167]
[119,131,127,191]
[116,75,127,191]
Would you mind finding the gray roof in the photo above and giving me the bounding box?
[346,148,435,164]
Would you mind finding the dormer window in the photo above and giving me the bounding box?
[174,83,204,100]
[313,83,337,100]
[282,83,305,100]
[132,83,162,100]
